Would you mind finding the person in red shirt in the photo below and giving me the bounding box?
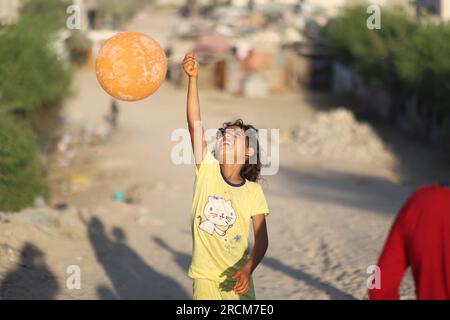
[369,184,450,300]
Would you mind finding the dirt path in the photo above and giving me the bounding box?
[1,6,448,300]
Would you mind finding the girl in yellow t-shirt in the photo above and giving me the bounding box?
[182,53,270,300]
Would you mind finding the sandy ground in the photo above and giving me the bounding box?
[1,6,449,300]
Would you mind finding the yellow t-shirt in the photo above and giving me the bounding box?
[188,150,269,283]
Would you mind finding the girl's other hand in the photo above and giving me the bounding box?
[231,264,252,295]
[182,52,198,78]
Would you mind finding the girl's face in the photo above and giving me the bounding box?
[216,126,248,165]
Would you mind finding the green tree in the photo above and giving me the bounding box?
[0,116,49,212]
[325,6,416,86]
[19,0,70,32]
[0,1,75,211]
[0,18,72,127]
[394,23,450,114]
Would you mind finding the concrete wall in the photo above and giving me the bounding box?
[0,0,20,25]
[437,0,450,20]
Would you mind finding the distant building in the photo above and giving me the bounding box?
[300,0,450,21]
[0,0,103,29]
[421,0,450,21]
[73,0,101,31]
[440,0,450,20]
[230,0,297,6]
[154,0,417,16]
[155,0,321,8]
[301,0,414,16]
[0,0,20,25]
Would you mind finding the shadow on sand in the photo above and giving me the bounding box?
[263,256,356,300]
[81,214,189,299]
[272,165,412,216]
[152,236,191,273]
[304,90,450,186]
[0,242,59,300]
[152,236,254,299]
[151,236,353,299]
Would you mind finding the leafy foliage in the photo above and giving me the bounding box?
[0,19,72,114]
[325,6,450,115]
[394,23,450,112]
[0,116,49,212]
[325,6,416,86]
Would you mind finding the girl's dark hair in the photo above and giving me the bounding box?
[218,119,262,182]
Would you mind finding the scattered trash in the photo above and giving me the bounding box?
[0,213,10,224]
[59,181,71,196]
[113,191,127,202]
[124,185,142,204]
[54,113,115,168]
[135,207,151,225]
[57,133,72,152]
[0,243,18,263]
[54,202,69,211]
[33,196,47,209]
[70,175,91,193]
[95,123,112,143]
[111,188,139,204]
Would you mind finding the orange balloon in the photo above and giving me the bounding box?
[95,32,167,101]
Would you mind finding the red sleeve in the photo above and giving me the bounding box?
[369,198,412,300]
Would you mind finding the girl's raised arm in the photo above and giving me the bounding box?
[183,52,207,168]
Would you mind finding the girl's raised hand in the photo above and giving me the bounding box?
[182,52,198,78]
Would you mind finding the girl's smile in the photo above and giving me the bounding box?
[221,139,233,149]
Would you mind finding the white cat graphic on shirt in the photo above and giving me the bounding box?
[198,196,236,236]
